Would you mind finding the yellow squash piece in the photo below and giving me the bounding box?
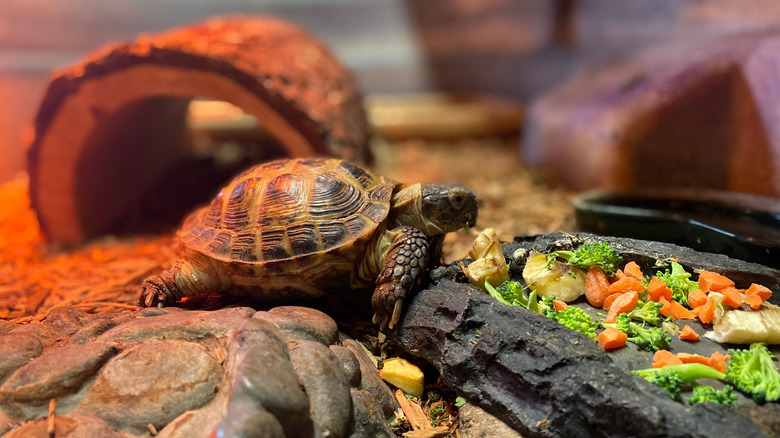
[464,228,510,290]
[379,357,425,398]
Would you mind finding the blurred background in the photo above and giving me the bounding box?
[4,0,780,183]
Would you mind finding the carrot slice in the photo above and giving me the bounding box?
[647,277,673,302]
[608,277,645,295]
[697,296,718,324]
[697,270,735,292]
[585,266,611,308]
[743,294,763,310]
[623,261,645,281]
[610,269,626,283]
[707,352,730,374]
[604,291,639,323]
[687,289,708,308]
[552,300,569,311]
[652,350,683,368]
[659,298,694,320]
[669,300,695,320]
[603,293,623,311]
[746,283,773,302]
[679,325,700,342]
[598,327,627,350]
[721,287,743,309]
[677,353,710,365]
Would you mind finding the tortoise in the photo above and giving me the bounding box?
[139,157,478,329]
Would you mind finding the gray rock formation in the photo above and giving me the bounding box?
[0,306,397,437]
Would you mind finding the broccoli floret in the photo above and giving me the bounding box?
[549,306,600,341]
[627,300,663,326]
[494,280,526,306]
[551,241,623,277]
[634,363,726,400]
[627,321,671,352]
[539,295,557,318]
[656,262,698,307]
[688,384,738,407]
[603,313,670,351]
[726,343,780,403]
[485,281,528,307]
[634,367,684,399]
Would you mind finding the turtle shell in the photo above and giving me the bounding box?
[179,157,397,265]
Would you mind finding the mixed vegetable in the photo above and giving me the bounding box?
[469,236,780,407]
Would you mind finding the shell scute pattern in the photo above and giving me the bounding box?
[181,158,396,265]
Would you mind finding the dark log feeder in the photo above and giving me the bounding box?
[27,16,370,245]
[389,233,780,438]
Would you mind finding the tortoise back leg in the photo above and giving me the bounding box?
[140,252,233,307]
[371,226,429,330]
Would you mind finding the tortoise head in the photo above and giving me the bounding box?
[420,184,478,234]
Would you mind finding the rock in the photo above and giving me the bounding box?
[388,279,767,438]
[254,306,339,345]
[329,345,362,388]
[0,320,16,336]
[76,340,221,435]
[96,307,254,344]
[0,409,11,435]
[213,400,285,438]
[287,339,352,438]
[523,29,780,197]
[459,402,521,438]
[42,306,88,337]
[0,333,43,384]
[348,388,394,438]
[70,318,119,345]
[226,318,310,437]
[0,342,118,418]
[342,339,397,420]
[3,413,127,438]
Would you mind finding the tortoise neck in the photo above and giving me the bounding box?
[389,184,443,235]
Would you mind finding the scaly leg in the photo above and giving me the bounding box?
[371,227,429,330]
[140,253,232,307]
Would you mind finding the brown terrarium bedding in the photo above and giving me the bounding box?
[0,137,575,322]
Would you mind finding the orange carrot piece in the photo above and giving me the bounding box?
[707,352,731,373]
[653,350,683,368]
[598,327,628,350]
[611,269,626,283]
[721,287,743,309]
[669,300,695,320]
[677,353,710,365]
[608,276,645,295]
[697,270,735,292]
[646,277,673,302]
[623,261,645,281]
[687,289,708,308]
[552,300,569,311]
[603,293,623,311]
[746,283,773,302]
[679,325,700,342]
[697,296,718,324]
[659,298,694,320]
[743,294,763,310]
[585,266,611,308]
[659,297,673,317]
[604,291,639,323]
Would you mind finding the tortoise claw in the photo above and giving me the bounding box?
[388,299,404,329]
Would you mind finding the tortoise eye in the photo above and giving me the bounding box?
[449,191,467,209]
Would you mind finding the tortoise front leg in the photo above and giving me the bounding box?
[372,227,429,330]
